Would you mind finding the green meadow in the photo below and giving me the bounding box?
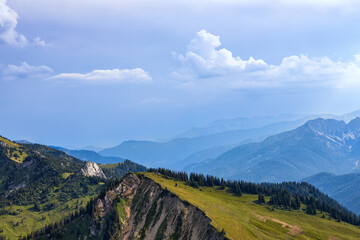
[143,172,360,240]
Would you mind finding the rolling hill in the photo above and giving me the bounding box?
[186,118,360,182]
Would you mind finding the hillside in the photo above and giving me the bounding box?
[27,172,360,239]
[0,136,105,239]
[99,119,306,169]
[0,136,146,239]
[304,172,360,215]
[24,173,225,240]
[186,118,360,182]
[144,172,360,239]
[100,160,147,179]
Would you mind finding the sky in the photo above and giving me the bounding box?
[1,0,360,148]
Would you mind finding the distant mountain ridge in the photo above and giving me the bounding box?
[98,110,360,170]
[175,114,304,138]
[99,119,308,168]
[174,110,360,139]
[185,118,360,182]
[52,146,125,165]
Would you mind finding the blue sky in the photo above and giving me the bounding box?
[1,0,360,147]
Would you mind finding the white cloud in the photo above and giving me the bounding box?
[33,36,51,47]
[51,68,152,84]
[0,1,50,47]
[1,62,152,84]
[176,30,360,88]
[176,30,268,78]
[2,62,53,81]
[0,0,28,47]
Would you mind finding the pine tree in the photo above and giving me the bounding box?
[221,179,226,190]
[258,194,265,204]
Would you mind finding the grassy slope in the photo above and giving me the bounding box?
[1,175,105,239]
[143,172,360,240]
[0,193,101,240]
[0,136,28,163]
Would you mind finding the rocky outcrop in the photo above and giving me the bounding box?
[90,173,225,240]
[80,161,107,179]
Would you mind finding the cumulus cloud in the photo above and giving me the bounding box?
[176,30,360,88]
[0,0,28,47]
[0,1,50,47]
[51,68,152,84]
[176,30,268,78]
[2,62,53,81]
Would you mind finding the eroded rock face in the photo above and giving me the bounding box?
[80,161,107,179]
[126,176,225,240]
[90,173,225,240]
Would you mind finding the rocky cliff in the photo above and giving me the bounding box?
[29,172,226,239]
[89,173,226,240]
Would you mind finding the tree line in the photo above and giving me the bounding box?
[148,168,360,226]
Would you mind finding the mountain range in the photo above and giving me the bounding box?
[185,118,360,182]
[97,110,360,170]
[174,110,360,138]
[2,122,360,239]
[99,119,309,168]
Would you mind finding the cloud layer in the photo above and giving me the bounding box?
[3,62,53,81]
[2,62,152,84]
[51,68,152,84]
[176,30,360,88]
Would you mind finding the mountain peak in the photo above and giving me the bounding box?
[303,118,348,136]
[80,161,107,179]
[303,117,360,139]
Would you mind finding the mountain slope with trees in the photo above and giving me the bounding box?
[22,171,360,240]
[304,172,360,215]
[0,136,145,239]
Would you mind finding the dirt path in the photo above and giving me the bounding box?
[255,214,307,237]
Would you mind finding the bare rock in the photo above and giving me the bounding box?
[80,161,107,179]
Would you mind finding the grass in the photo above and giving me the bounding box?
[61,172,74,179]
[100,163,121,169]
[0,194,97,240]
[116,198,128,224]
[0,136,19,148]
[143,172,360,240]
[0,136,28,163]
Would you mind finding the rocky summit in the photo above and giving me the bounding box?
[80,161,107,179]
